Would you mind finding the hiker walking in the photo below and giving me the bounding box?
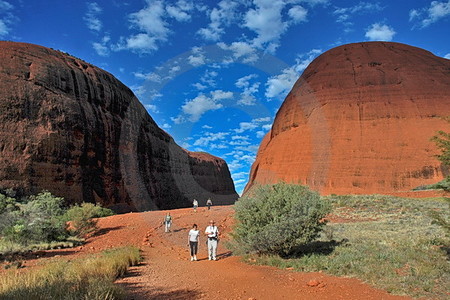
[188,224,200,261]
[193,199,198,212]
[205,220,219,261]
[206,198,212,210]
[163,212,172,233]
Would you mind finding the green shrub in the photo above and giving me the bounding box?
[0,191,67,244]
[231,183,331,256]
[64,203,113,237]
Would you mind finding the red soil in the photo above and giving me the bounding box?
[6,206,413,300]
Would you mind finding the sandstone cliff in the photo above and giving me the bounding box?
[0,41,238,211]
[245,42,450,195]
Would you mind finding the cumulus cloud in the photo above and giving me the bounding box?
[289,5,308,23]
[217,41,259,64]
[333,2,383,29]
[409,1,450,28]
[365,23,396,41]
[235,74,260,106]
[234,117,272,134]
[197,0,239,41]
[194,131,229,147]
[244,0,287,53]
[116,0,196,53]
[84,2,102,32]
[0,0,14,37]
[445,53,450,59]
[92,35,110,56]
[176,90,233,123]
[265,49,321,99]
[187,46,207,66]
[166,0,193,22]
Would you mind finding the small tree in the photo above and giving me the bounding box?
[431,116,450,170]
[64,202,113,237]
[231,183,331,256]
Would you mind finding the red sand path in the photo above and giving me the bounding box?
[4,206,411,299]
[104,206,409,300]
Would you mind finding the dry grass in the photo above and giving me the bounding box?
[249,195,450,299]
[0,246,141,300]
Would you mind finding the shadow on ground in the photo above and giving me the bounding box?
[91,226,125,237]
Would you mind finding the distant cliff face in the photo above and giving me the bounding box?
[245,42,450,195]
[0,41,238,211]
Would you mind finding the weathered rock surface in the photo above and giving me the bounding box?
[245,42,450,195]
[0,41,238,211]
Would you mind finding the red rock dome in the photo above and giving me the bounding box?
[0,41,238,211]
[245,42,450,195]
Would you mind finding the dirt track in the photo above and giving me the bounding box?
[99,206,410,300]
[7,205,412,299]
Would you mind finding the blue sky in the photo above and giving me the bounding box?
[1,0,449,194]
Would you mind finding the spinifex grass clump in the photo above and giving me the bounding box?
[231,183,331,256]
[0,246,140,300]
[250,195,450,299]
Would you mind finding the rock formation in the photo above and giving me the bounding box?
[0,41,238,211]
[245,42,450,195]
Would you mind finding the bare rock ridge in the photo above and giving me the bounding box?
[245,42,450,196]
[0,41,238,211]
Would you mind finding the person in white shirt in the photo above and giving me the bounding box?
[163,212,172,233]
[188,224,200,261]
[205,220,219,261]
[206,198,212,210]
[193,199,198,212]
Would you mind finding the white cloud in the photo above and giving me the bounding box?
[178,90,233,123]
[231,135,249,140]
[289,6,308,23]
[256,130,266,138]
[202,125,213,129]
[217,41,259,63]
[188,46,207,66]
[0,19,8,37]
[409,1,450,28]
[194,132,229,147]
[0,0,13,10]
[197,0,239,41]
[145,104,160,113]
[92,35,110,56]
[234,121,258,133]
[166,0,193,22]
[84,2,102,32]
[188,53,206,66]
[365,23,396,41]
[193,82,207,90]
[161,123,172,129]
[445,53,450,59]
[0,0,14,37]
[244,0,287,53]
[235,74,260,106]
[265,49,321,99]
[333,2,383,28]
[253,117,271,123]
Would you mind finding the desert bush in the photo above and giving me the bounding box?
[231,183,331,256]
[0,246,141,300]
[0,191,67,244]
[0,191,114,253]
[249,195,450,299]
[64,202,114,237]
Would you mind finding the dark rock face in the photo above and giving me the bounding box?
[245,42,450,196]
[0,41,238,211]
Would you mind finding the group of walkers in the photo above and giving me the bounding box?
[162,198,220,261]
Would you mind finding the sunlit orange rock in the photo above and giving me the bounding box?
[246,42,450,195]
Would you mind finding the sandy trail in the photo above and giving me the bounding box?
[105,206,410,300]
